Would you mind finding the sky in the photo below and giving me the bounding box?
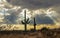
[6,0,60,10]
[0,0,60,24]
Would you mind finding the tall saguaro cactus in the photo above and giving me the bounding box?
[34,17,36,31]
[21,10,30,31]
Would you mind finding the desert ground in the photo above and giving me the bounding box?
[0,28,60,38]
[0,24,60,38]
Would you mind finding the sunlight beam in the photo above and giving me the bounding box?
[45,8,57,24]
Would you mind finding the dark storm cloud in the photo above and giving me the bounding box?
[4,12,18,24]
[5,0,60,24]
[6,0,60,10]
[30,14,54,24]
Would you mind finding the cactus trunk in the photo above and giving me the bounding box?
[34,17,36,31]
[25,10,27,31]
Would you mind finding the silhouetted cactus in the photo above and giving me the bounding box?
[34,17,36,31]
[21,10,30,31]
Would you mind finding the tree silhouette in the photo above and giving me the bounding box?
[21,10,30,31]
[34,17,36,31]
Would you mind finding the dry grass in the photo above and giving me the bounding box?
[0,28,60,38]
[0,24,60,38]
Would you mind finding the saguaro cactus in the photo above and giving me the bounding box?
[21,10,30,31]
[34,17,36,31]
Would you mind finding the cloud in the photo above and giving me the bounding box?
[6,0,60,10]
[3,0,60,24]
[30,14,54,24]
[4,13,18,24]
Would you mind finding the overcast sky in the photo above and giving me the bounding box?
[0,0,60,24]
[6,0,60,10]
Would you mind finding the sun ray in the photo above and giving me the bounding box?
[45,8,58,24]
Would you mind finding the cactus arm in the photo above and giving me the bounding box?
[21,21,25,24]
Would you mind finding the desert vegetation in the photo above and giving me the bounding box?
[0,28,60,38]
